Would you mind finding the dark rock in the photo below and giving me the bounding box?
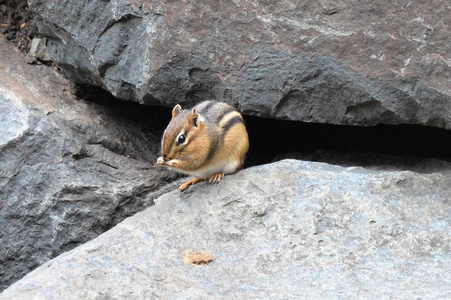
[0,36,180,291]
[1,160,450,299]
[0,0,38,53]
[28,0,451,129]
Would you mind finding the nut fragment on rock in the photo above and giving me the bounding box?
[184,251,214,265]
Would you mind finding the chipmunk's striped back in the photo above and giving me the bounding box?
[195,101,245,131]
[157,101,249,191]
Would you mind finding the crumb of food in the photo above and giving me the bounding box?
[184,251,214,265]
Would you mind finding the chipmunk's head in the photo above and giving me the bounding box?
[157,104,209,172]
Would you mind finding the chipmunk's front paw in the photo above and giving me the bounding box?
[208,173,224,184]
[157,157,165,165]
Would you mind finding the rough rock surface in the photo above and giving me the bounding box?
[29,0,451,129]
[0,36,180,291]
[0,0,38,53]
[2,160,450,299]
[28,37,52,62]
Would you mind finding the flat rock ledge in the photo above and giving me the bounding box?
[1,160,450,299]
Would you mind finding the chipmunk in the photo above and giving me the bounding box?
[157,100,249,191]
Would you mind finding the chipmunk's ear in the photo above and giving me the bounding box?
[189,108,203,128]
[172,104,181,118]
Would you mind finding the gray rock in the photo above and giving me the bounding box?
[28,37,52,62]
[2,160,450,299]
[28,0,451,129]
[0,36,180,291]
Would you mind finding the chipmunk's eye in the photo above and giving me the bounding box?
[177,134,186,145]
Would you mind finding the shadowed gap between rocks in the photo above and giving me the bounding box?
[75,84,451,172]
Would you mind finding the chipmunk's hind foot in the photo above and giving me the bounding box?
[179,178,204,191]
[208,173,224,184]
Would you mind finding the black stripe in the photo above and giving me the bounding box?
[206,137,219,162]
[222,116,244,134]
[216,107,236,124]
[198,101,216,115]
